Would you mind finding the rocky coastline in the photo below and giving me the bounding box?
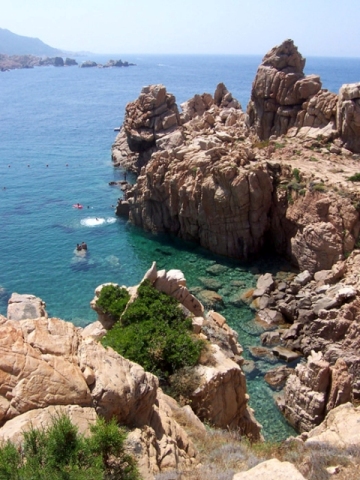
[0,53,78,71]
[108,39,360,476]
[0,265,262,478]
[112,39,360,273]
[1,39,360,478]
[2,263,360,478]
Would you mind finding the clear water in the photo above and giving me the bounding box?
[1,54,359,440]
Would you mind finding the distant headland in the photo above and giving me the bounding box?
[0,27,135,72]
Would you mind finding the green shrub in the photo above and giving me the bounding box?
[96,285,130,320]
[101,280,204,380]
[348,172,360,182]
[292,168,301,183]
[0,414,140,480]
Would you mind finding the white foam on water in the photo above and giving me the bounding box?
[80,217,106,227]
[80,217,116,227]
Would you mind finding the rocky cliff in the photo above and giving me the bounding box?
[112,51,360,271]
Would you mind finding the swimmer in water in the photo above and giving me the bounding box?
[81,242,87,251]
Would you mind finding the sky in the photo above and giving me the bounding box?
[2,0,360,57]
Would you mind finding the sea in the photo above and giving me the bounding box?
[1,53,359,440]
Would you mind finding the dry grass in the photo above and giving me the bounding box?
[154,421,360,480]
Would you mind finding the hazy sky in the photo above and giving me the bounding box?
[2,0,360,57]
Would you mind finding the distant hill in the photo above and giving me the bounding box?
[0,28,61,56]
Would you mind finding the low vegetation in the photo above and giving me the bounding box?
[155,422,360,480]
[99,280,204,382]
[0,414,139,480]
[347,172,360,182]
[95,284,130,321]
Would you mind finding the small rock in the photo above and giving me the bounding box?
[272,346,301,362]
[294,270,312,286]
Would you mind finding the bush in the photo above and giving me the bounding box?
[0,414,140,480]
[348,172,360,182]
[101,280,204,380]
[292,168,301,182]
[96,285,130,320]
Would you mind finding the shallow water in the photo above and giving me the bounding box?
[1,54,359,439]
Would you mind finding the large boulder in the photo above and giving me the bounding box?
[233,458,306,480]
[124,84,182,153]
[7,293,47,320]
[304,402,360,448]
[189,344,262,441]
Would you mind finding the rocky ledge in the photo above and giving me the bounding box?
[112,39,360,272]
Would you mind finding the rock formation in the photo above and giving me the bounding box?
[111,42,360,270]
[0,297,199,478]
[302,402,360,448]
[246,251,360,431]
[248,39,360,151]
[91,262,262,441]
[247,39,322,139]
[233,458,306,480]
[278,351,352,432]
[337,83,360,153]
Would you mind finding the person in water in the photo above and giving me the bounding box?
[81,242,88,251]
[76,244,82,251]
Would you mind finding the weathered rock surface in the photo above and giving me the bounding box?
[7,293,48,320]
[337,83,360,153]
[303,402,360,448]
[251,252,360,412]
[233,458,306,480]
[0,311,198,478]
[112,56,360,269]
[279,351,352,432]
[0,405,98,445]
[247,39,322,140]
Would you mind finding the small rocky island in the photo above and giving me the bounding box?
[80,59,136,68]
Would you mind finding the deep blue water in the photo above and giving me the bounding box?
[0,54,359,440]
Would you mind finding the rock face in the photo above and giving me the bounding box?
[7,293,48,320]
[279,351,352,432]
[303,402,360,448]
[247,39,322,139]
[0,310,198,478]
[247,39,360,152]
[112,63,360,269]
[248,252,360,430]
[337,83,360,153]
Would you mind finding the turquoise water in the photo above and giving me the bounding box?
[1,54,359,440]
